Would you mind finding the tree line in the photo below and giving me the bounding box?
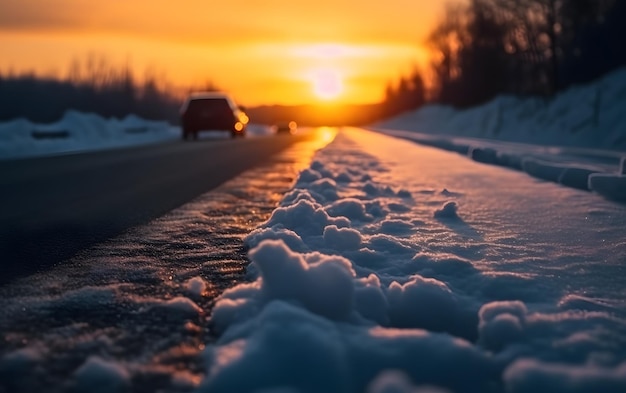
[383,0,626,116]
[0,55,191,124]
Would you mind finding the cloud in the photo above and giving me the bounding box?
[0,0,91,31]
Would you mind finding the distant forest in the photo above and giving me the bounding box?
[0,56,184,124]
[1,0,625,125]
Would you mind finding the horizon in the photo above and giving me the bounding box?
[0,0,447,107]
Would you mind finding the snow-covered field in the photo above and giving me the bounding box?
[1,70,626,392]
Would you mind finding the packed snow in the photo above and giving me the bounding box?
[1,70,626,392]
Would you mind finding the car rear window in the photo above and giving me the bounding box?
[187,98,232,114]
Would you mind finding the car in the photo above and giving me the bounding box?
[180,92,249,139]
[274,120,297,135]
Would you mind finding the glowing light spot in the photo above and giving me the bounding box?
[311,69,343,100]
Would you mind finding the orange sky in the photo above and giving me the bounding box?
[0,0,447,106]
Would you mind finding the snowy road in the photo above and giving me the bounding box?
[0,132,322,283]
[0,130,333,392]
[1,127,625,393]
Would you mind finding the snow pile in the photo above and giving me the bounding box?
[375,68,626,202]
[0,110,273,159]
[379,68,626,150]
[199,131,626,393]
[0,110,178,159]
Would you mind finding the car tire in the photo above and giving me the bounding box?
[182,126,193,141]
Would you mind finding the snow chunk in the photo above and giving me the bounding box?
[354,274,388,325]
[183,277,208,298]
[434,201,459,219]
[72,356,130,393]
[469,146,499,164]
[203,301,495,393]
[245,226,308,253]
[264,199,350,237]
[250,239,356,320]
[367,370,452,393]
[380,219,415,235]
[522,158,566,182]
[152,296,203,319]
[0,347,44,391]
[387,275,471,337]
[504,359,626,393]
[478,301,528,351]
[589,174,626,201]
[296,168,322,184]
[326,198,374,221]
[201,301,353,393]
[323,225,363,251]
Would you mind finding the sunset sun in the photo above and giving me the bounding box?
[311,69,343,100]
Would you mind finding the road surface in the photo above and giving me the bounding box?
[0,132,325,283]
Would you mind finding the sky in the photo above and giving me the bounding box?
[1,67,626,391]
[0,0,446,106]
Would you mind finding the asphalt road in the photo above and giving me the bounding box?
[0,132,318,283]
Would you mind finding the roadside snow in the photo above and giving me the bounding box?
[0,110,273,160]
[378,68,626,150]
[199,128,626,393]
[375,67,626,202]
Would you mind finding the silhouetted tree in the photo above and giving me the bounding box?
[0,56,186,124]
[426,0,623,107]
[382,67,426,116]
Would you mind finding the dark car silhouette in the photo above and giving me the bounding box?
[274,121,298,135]
[180,92,249,139]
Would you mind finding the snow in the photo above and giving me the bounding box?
[72,356,131,393]
[373,67,626,202]
[184,276,209,299]
[0,110,273,160]
[199,128,626,392]
[1,70,626,392]
[378,68,626,149]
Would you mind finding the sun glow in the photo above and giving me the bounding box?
[311,69,343,100]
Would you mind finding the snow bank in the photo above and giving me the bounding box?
[0,110,178,159]
[376,68,626,202]
[0,110,273,159]
[378,68,626,150]
[201,132,626,392]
